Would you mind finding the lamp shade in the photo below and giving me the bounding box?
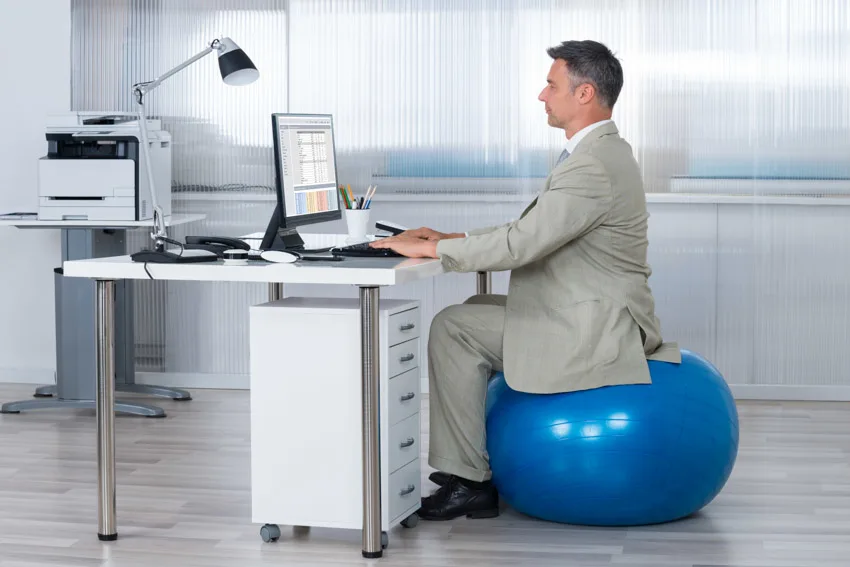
[217,37,259,86]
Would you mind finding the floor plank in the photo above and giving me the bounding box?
[1,384,850,566]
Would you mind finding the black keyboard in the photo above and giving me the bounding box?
[332,242,403,258]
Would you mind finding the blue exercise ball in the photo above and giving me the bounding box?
[485,349,738,526]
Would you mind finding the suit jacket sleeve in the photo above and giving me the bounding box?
[467,223,510,236]
[436,154,612,273]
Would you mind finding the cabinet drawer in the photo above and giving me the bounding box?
[388,367,420,426]
[389,459,421,521]
[388,413,420,473]
[388,338,420,378]
[388,308,420,347]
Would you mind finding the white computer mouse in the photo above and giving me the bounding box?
[260,250,299,264]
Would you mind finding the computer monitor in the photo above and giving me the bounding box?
[261,113,341,251]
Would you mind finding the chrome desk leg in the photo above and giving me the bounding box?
[269,283,284,301]
[96,279,117,541]
[360,286,382,558]
[476,271,492,295]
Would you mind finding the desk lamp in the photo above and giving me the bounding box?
[130,38,259,264]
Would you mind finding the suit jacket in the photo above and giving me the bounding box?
[435,121,681,394]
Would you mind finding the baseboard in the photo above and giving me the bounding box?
[126,373,850,402]
[136,370,430,392]
[135,371,249,390]
[730,384,850,402]
[0,367,55,385]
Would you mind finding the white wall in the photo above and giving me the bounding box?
[0,0,70,384]
[646,200,850,400]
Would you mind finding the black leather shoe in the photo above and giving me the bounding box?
[428,471,451,486]
[419,475,499,521]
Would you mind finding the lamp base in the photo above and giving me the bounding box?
[131,248,219,264]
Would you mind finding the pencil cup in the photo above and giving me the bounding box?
[345,208,371,240]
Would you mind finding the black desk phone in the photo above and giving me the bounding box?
[184,236,251,257]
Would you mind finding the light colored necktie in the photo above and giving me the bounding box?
[533,148,572,202]
[556,149,570,166]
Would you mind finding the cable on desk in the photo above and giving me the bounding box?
[143,263,154,280]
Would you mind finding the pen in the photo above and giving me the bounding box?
[339,185,351,209]
[364,185,377,209]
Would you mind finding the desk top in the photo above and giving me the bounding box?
[62,233,445,287]
[0,213,205,229]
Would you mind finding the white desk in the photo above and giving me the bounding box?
[62,233,459,559]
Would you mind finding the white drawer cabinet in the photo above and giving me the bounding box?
[388,368,420,425]
[388,338,421,377]
[249,297,422,540]
[387,309,422,346]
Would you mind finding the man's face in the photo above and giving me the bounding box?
[538,59,581,130]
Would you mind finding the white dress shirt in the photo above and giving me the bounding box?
[564,119,613,155]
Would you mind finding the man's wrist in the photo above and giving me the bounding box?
[428,241,439,258]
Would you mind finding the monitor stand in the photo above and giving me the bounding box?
[260,204,308,252]
[259,203,341,254]
[270,227,305,251]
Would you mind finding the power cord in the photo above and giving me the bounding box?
[140,236,189,280]
[158,235,187,253]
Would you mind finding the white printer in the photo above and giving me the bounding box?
[38,112,171,222]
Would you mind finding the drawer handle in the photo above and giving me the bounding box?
[400,392,416,402]
[399,323,416,331]
[399,484,416,496]
[399,353,415,363]
[399,437,415,448]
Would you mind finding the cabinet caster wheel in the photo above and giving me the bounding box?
[381,531,388,549]
[401,513,419,528]
[260,524,281,543]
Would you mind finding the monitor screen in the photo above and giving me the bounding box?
[271,113,341,228]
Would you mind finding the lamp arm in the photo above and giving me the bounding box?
[130,38,223,251]
[133,40,220,100]
[135,100,168,250]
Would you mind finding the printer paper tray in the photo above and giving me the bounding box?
[38,200,138,222]
[38,158,136,198]
[38,158,140,221]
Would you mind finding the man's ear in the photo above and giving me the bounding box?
[577,82,596,105]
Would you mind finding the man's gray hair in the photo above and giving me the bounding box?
[546,40,624,109]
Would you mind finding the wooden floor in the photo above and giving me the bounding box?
[2,384,850,567]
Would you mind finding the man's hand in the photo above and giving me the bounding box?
[389,226,466,240]
[369,225,465,258]
[380,226,465,243]
[399,227,453,241]
[369,235,439,258]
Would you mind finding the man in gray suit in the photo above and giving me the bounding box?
[371,40,680,521]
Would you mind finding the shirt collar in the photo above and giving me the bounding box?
[564,119,613,155]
